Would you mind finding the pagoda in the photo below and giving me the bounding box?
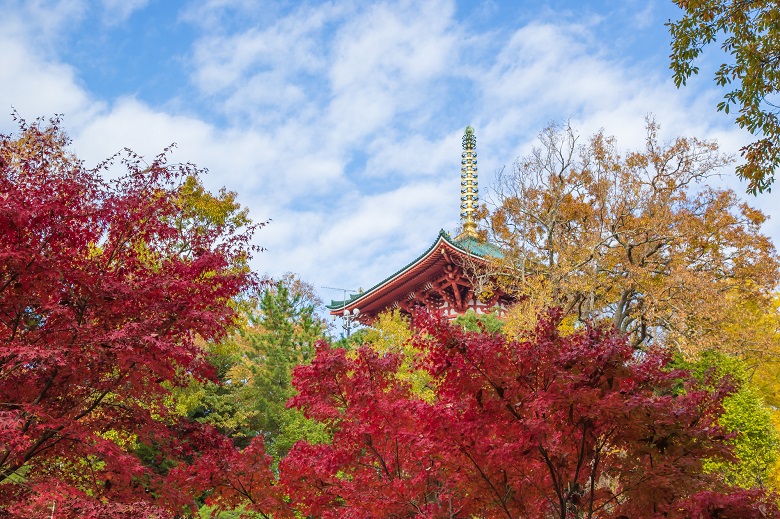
[327,127,513,325]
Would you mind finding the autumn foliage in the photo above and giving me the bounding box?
[282,310,779,518]
[3,115,779,518]
[168,433,290,518]
[669,0,780,194]
[484,120,778,357]
[0,117,258,516]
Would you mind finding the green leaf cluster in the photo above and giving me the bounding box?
[173,278,329,458]
[676,350,778,488]
[669,0,780,193]
[453,309,505,333]
[246,282,329,458]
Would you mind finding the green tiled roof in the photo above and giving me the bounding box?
[328,293,363,310]
[327,229,503,310]
[451,234,504,258]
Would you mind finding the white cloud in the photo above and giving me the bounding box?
[265,177,457,293]
[630,0,658,29]
[0,39,96,130]
[0,5,100,133]
[363,130,462,179]
[100,0,149,24]
[187,0,460,144]
[73,97,214,167]
[4,0,87,44]
[324,0,459,143]
[1,0,775,301]
[329,1,456,90]
[71,96,348,215]
[192,22,323,94]
[465,20,734,165]
[179,0,285,32]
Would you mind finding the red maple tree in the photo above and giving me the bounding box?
[281,309,780,518]
[168,434,291,519]
[0,116,260,517]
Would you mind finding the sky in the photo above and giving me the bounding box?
[1,0,776,310]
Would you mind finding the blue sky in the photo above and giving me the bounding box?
[1,0,776,306]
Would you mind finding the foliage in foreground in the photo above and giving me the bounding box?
[279,310,779,518]
[5,115,780,519]
[0,116,259,517]
[677,350,779,489]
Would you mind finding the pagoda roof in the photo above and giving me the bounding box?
[327,229,502,314]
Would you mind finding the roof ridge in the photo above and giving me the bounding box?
[326,230,502,309]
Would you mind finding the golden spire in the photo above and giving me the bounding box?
[459,126,478,239]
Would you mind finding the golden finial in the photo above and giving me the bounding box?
[459,126,478,238]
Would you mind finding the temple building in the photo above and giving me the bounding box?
[327,127,513,325]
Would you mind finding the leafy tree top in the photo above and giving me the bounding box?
[669,0,780,194]
[279,309,780,518]
[0,115,261,517]
[483,119,778,356]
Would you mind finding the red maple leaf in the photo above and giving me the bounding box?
[0,116,260,517]
[281,308,780,518]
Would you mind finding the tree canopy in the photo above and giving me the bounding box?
[280,310,779,518]
[669,0,780,194]
[0,116,260,516]
[676,350,779,489]
[4,114,780,518]
[175,275,329,453]
[482,120,778,357]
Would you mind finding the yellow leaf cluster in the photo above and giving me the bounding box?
[358,310,435,401]
[483,119,779,359]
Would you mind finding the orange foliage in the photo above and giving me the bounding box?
[485,119,779,357]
